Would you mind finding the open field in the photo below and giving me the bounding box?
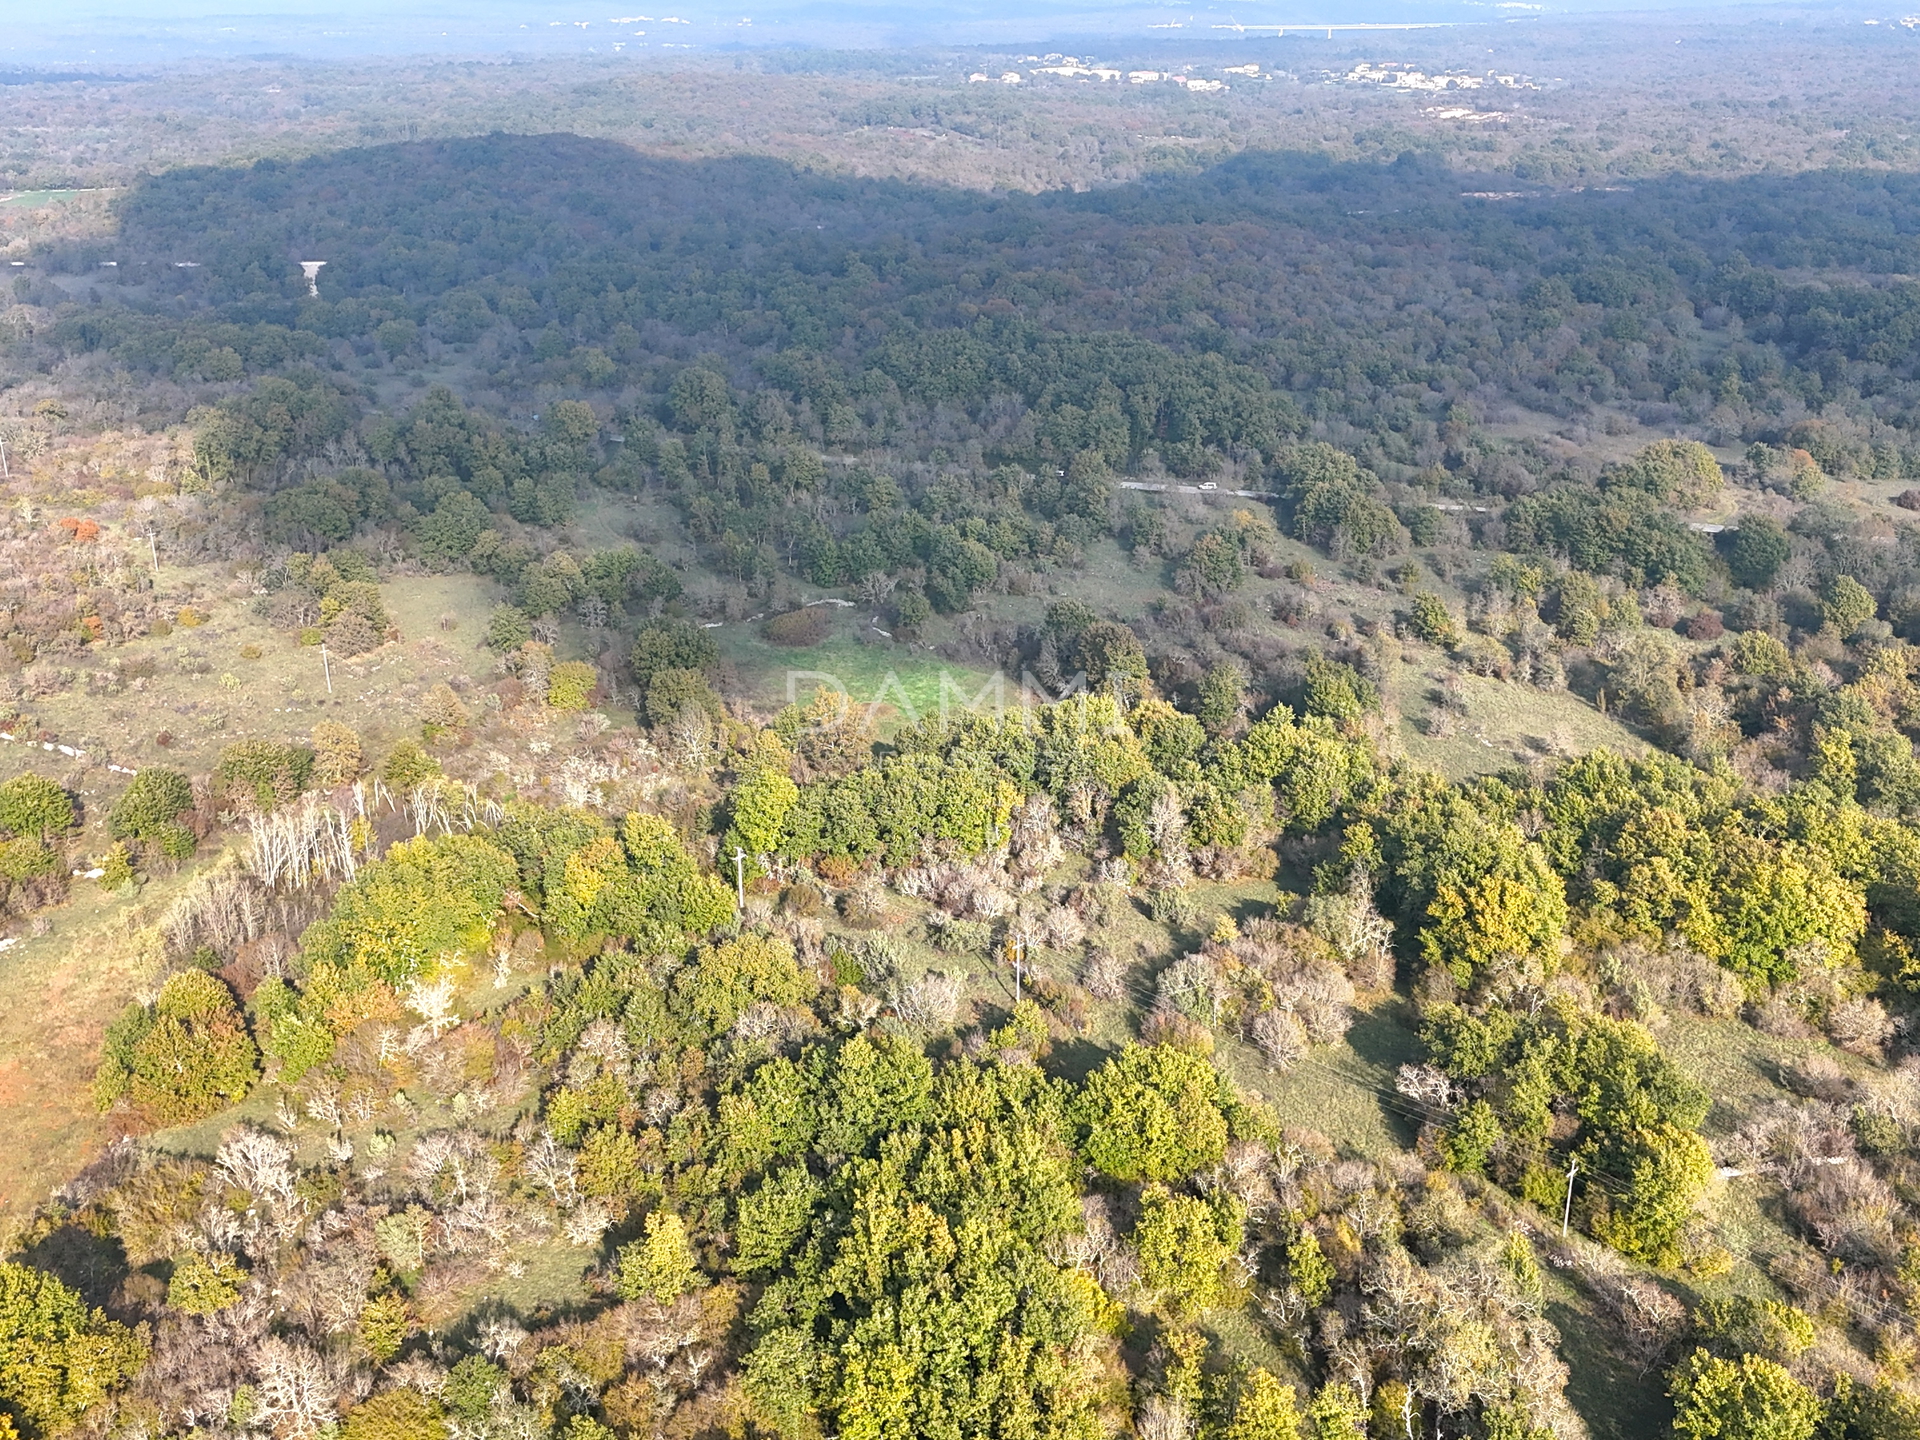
[718,622,1003,729]
[1385,654,1647,780]
[19,564,502,781]
[0,190,94,208]
[0,859,203,1224]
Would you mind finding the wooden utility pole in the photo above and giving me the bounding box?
[734,847,746,909]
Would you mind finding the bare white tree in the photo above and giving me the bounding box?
[890,971,965,1030]
[405,975,459,1039]
[245,796,361,890]
[1251,1009,1308,1072]
[216,1126,299,1213]
[523,1127,580,1209]
[562,1199,614,1247]
[253,1337,335,1439]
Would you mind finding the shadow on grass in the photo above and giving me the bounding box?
[1338,999,1427,1149]
[1548,1297,1671,1440]
[1345,1000,1424,1074]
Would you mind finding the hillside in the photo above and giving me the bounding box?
[3,25,1920,1440]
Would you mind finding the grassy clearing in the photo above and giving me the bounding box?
[717,616,1001,728]
[0,190,91,208]
[1658,1015,1854,1135]
[1657,1016,1866,1301]
[0,859,211,1226]
[1384,651,1648,782]
[22,568,504,789]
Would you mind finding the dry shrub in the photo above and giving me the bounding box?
[1859,1057,1920,1132]
[815,853,860,887]
[100,1156,207,1266]
[326,610,381,656]
[1753,993,1815,1040]
[1403,1182,1475,1259]
[1155,954,1227,1026]
[763,607,830,647]
[1782,1053,1855,1105]
[1686,610,1725,641]
[413,1259,489,1327]
[1080,948,1128,1001]
[1141,1003,1213,1054]
[781,881,824,917]
[1067,881,1121,931]
[840,880,888,929]
[1606,941,1743,1021]
[418,682,470,730]
[1767,1250,1837,1315]
[1231,917,1355,1047]
[893,863,938,898]
[1007,793,1062,888]
[1345,945,1394,994]
[891,971,965,1031]
[1193,843,1280,882]
[1610,1276,1688,1369]
[1694,967,1748,1021]
[311,721,363,786]
[968,884,1013,921]
[1251,1008,1308,1072]
[1135,1396,1191,1440]
[1827,996,1893,1059]
[915,859,1019,922]
[926,912,990,953]
[1303,872,1394,987]
[1724,1097,1855,1185]
[1038,904,1085,951]
[1395,1063,1456,1110]
[1798,1161,1902,1267]
[732,1002,817,1048]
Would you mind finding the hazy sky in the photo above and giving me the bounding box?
[0,0,1865,62]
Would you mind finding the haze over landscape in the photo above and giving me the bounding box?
[8,0,1906,60]
[2,4,1920,1440]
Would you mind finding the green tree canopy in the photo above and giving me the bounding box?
[0,777,73,842]
[94,970,259,1124]
[1078,1043,1231,1182]
[0,1262,146,1439]
[1669,1349,1820,1440]
[298,833,517,985]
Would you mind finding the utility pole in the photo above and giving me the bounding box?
[146,530,157,572]
[0,436,8,480]
[1561,1155,1579,1238]
[1009,935,1025,1004]
[321,644,332,695]
[734,846,746,909]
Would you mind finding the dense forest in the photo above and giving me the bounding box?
[4,19,1920,1440]
[35,132,1920,481]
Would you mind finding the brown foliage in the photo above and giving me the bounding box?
[762,607,830,647]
